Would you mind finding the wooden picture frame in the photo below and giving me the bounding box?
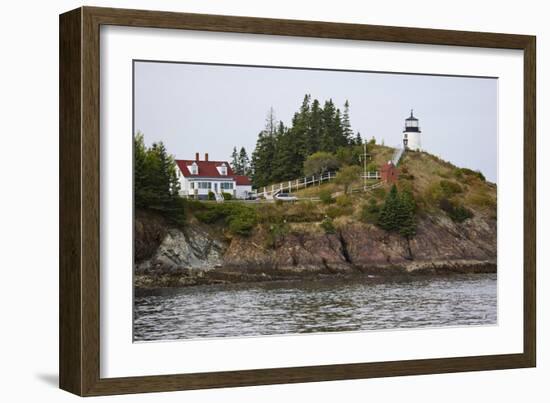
[59,6,536,396]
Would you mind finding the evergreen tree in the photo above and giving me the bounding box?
[134,133,182,219]
[250,96,362,187]
[377,185,418,257]
[320,99,337,152]
[272,121,302,181]
[251,108,278,188]
[307,99,322,155]
[230,146,241,174]
[355,131,362,145]
[342,100,353,144]
[238,147,250,176]
[378,185,401,231]
[399,189,417,239]
[291,94,312,161]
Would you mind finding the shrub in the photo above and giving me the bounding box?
[320,217,336,234]
[467,191,496,209]
[264,223,289,248]
[194,203,257,236]
[439,180,462,197]
[207,191,215,200]
[424,182,445,203]
[336,194,352,207]
[454,167,485,182]
[371,187,386,200]
[319,189,335,204]
[439,198,473,223]
[360,198,380,223]
[227,208,257,236]
[194,208,226,224]
[221,192,233,200]
[286,202,324,222]
[366,161,379,173]
[326,205,352,219]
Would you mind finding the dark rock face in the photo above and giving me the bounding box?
[134,210,167,262]
[134,211,496,288]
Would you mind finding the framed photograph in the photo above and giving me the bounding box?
[59,6,536,396]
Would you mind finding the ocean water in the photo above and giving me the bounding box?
[134,273,497,341]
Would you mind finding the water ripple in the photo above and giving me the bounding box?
[134,273,497,341]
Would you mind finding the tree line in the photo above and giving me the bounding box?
[134,132,184,223]
[247,95,364,188]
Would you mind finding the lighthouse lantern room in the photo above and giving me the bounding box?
[403,110,422,151]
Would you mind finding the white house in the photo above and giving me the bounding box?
[176,153,253,200]
[402,110,422,151]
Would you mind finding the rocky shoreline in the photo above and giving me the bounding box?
[134,259,496,289]
[134,205,497,288]
[134,209,497,289]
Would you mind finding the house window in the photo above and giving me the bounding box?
[220,182,233,190]
[198,182,212,189]
[190,162,198,175]
[190,182,194,189]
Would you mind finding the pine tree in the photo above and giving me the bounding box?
[230,146,241,174]
[355,131,362,145]
[307,99,322,155]
[342,100,353,144]
[238,147,250,176]
[399,189,417,239]
[251,108,278,188]
[134,133,181,215]
[273,121,301,181]
[291,94,312,161]
[378,185,401,231]
[320,99,337,152]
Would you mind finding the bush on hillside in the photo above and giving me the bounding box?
[439,198,473,223]
[193,203,257,236]
[320,217,336,234]
[360,198,380,224]
[319,189,335,204]
[439,180,463,197]
[454,167,485,182]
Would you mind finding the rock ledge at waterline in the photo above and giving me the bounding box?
[134,211,496,288]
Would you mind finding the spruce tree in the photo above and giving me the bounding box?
[238,147,250,176]
[378,185,401,231]
[307,99,322,155]
[355,131,362,145]
[230,146,241,174]
[320,99,337,152]
[134,134,181,214]
[251,108,278,187]
[342,100,353,144]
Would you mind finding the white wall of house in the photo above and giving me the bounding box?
[235,185,253,199]
[178,175,239,199]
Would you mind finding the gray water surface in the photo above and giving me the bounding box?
[133,273,497,341]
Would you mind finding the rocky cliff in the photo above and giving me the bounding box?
[134,209,496,288]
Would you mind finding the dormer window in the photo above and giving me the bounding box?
[190,162,198,175]
[218,163,227,176]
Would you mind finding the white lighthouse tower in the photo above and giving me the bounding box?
[402,110,422,151]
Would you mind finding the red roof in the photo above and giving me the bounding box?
[176,160,252,187]
[234,175,252,186]
[176,159,235,178]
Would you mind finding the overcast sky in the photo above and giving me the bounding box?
[134,61,497,182]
